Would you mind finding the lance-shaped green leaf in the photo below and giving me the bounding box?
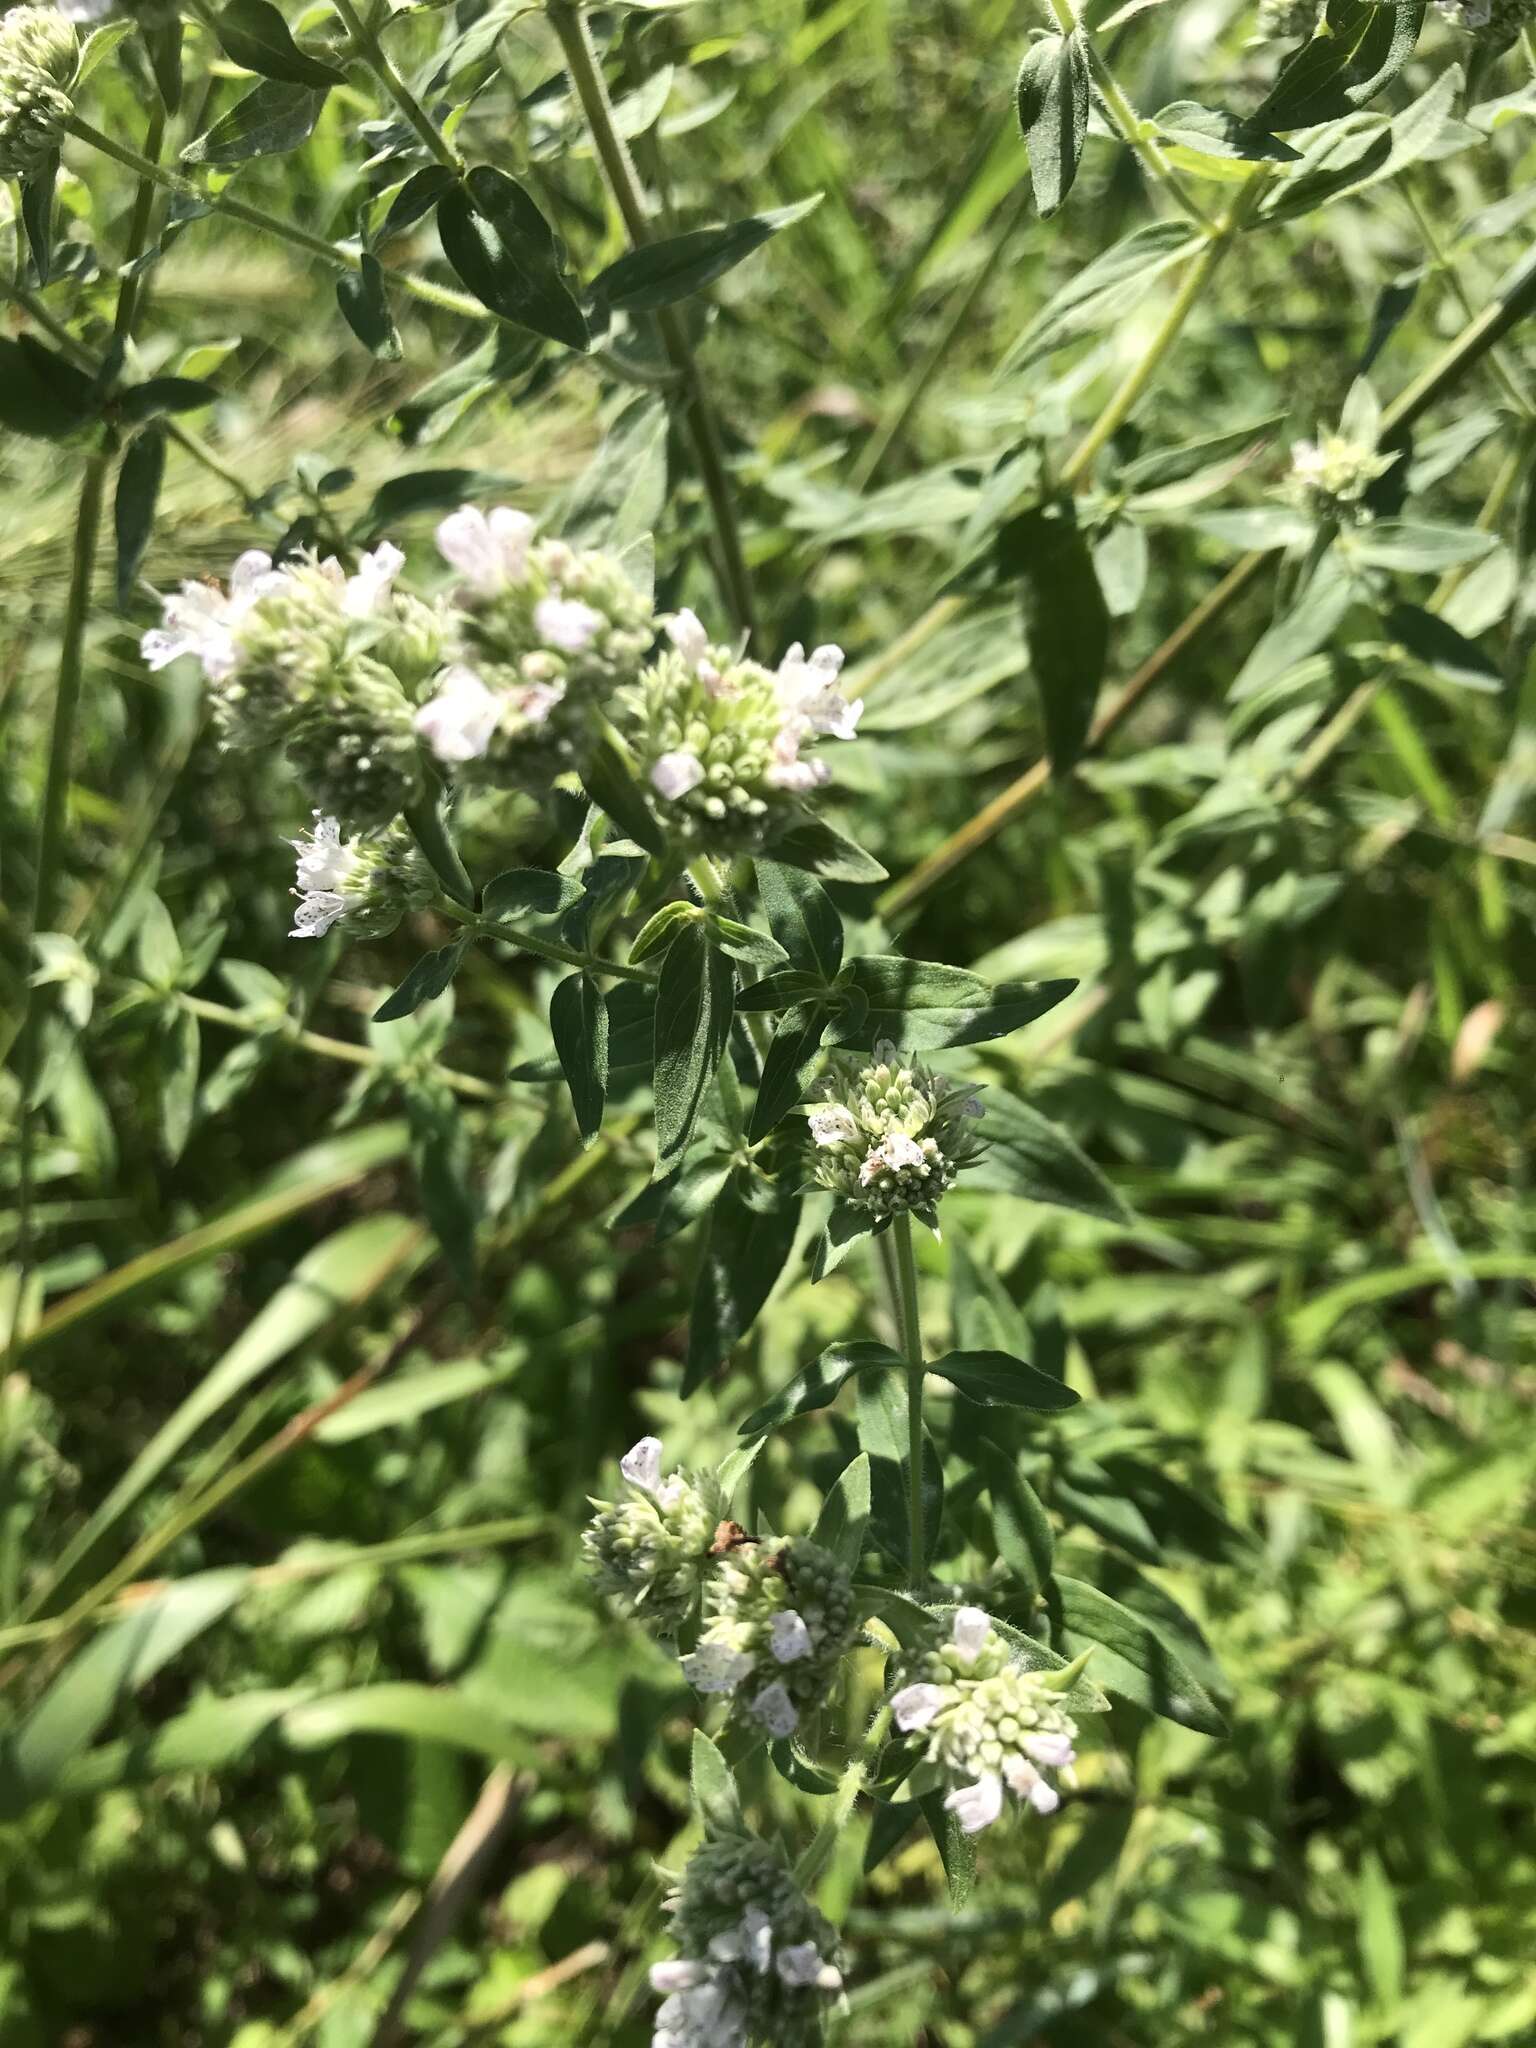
[482,867,585,922]
[550,972,607,1144]
[373,939,469,1023]
[965,1088,1130,1222]
[1151,100,1300,162]
[213,0,346,86]
[590,194,821,316]
[691,1729,744,1837]
[813,1452,871,1569]
[1044,1575,1228,1734]
[182,78,328,164]
[998,499,1110,775]
[20,156,58,286]
[1256,0,1423,130]
[579,725,666,853]
[437,168,589,351]
[748,1000,831,1141]
[115,427,167,610]
[826,957,1076,1052]
[337,254,403,360]
[0,336,100,440]
[769,815,887,884]
[1386,601,1501,691]
[738,1339,904,1437]
[1002,219,1199,375]
[928,1348,1080,1411]
[754,859,844,982]
[1015,30,1089,217]
[857,1372,944,1568]
[684,1172,801,1391]
[653,924,735,1175]
[975,1444,1055,1607]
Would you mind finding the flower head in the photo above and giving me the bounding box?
[890,1609,1084,1835]
[622,612,858,854]
[805,1049,986,1226]
[1435,0,1534,35]
[679,1537,857,1739]
[1282,432,1397,524]
[0,4,78,86]
[286,813,432,943]
[653,1834,842,2048]
[582,1437,727,1639]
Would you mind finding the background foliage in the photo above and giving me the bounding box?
[4,0,1536,2043]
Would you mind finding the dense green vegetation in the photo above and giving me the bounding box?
[4,0,1536,2043]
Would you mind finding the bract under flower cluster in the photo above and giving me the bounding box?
[891,1607,1082,1835]
[806,1041,986,1225]
[651,1833,842,2048]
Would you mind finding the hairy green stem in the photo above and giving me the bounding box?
[331,0,463,174]
[403,798,476,907]
[876,1214,927,1591]
[545,1,757,638]
[793,1705,892,1887]
[435,895,659,985]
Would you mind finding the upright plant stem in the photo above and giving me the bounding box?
[545,1,757,639]
[876,1214,927,1591]
[330,0,463,174]
[1044,0,1212,228]
[403,799,476,907]
[11,447,110,1299]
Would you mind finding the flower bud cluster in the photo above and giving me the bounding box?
[142,544,436,827]
[1434,0,1535,38]
[805,1042,986,1224]
[623,612,861,854]
[651,1834,842,2048]
[581,1436,728,1639]
[287,812,433,941]
[1282,434,1396,524]
[891,1607,1081,1835]
[680,1535,857,1740]
[413,505,654,789]
[0,6,77,176]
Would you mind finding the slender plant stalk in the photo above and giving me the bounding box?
[10,445,110,1315]
[331,0,463,174]
[65,115,491,324]
[177,992,500,1096]
[876,1214,927,1590]
[1403,181,1536,421]
[793,1704,892,1885]
[435,894,659,985]
[403,797,477,906]
[1044,0,1212,229]
[546,1,757,638]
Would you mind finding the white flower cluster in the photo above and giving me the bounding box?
[0,5,77,178]
[581,1436,728,1638]
[1282,433,1396,523]
[142,544,406,685]
[653,1834,841,2048]
[679,1528,857,1740]
[806,1040,986,1223]
[891,1607,1081,1835]
[286,811,432,942]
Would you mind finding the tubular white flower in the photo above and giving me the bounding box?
[769,1610,813,1664]
[951,1606,992,1668]
[342,541,406,619]
[890,1682,946,1732]
[651,749,707,801]
[140,549,286,682]
[860,1129,926,1186]
[436,503,535,592]
[1023,1730,1076,1770]
[620,1436,665,1494]
[681,1644,756,1694]
[807,1104,860,1148]
[945,1773,1005,1835]
[749,1680,799,1737]
[649,1960,707,1993]
[289,814,360,939]
[775,1942,841,1990]
[414,664,502,763]
[666,608,711,669]
[534,594,604,652]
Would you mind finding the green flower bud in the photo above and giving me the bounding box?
[654,1835,842,2048]
[804,1044,986,1225]
[582,1436,728,1638]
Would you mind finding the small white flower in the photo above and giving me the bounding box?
[807,1104,859,1148]
[140,549,284,682]
[774,1941,837,1988]
[681,1644,754,1695]
[859,1130,926,1186]
[769,1609,813,1664]
[651,750,707,801]
[666,608,711,669]
[342,540,405,619]
[739,1905,774,1975]
[873,1038,901,1066]
[1023,1730,1076,1771]
[890,1682,946,1733]
[414,664,502,763]
[749,1680,799,1738]
[534,594,604,652]
[620,1436,664,1493]
[436,504,534,592]
[961,1092,986,1119]
[649,1960,707,1993]
[515,679,564,727]
[945,1773,1004,1835]
[951,1606,991,1667]
[289,815,360,940]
